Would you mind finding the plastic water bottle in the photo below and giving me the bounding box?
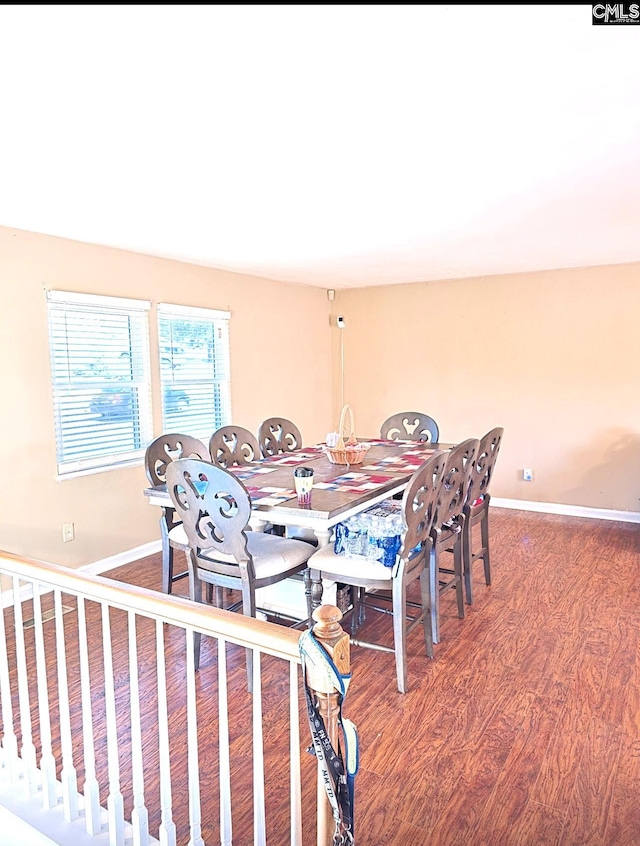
[353,516,369,556]
[365,515,383,561]
[380,521,401,567]
[340,516,365,557]
[370,508,401,567]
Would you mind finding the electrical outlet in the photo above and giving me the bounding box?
[62,522,75,542]
[523,469,534,482]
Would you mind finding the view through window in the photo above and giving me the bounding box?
[47,291,152,476]
[157,303,231,441]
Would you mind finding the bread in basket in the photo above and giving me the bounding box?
[323,404,370,465]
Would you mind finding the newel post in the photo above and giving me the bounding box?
[306,604,351,846]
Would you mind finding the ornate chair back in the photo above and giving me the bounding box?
[399,450,449,570]
[209,425,260,468]
[166,458,251,571]
[462,427,504,605]
[468,427,504,505]
[258,417,302,457]
[380,412,439,443]
[145,433,209,486]
[434,438,479,531]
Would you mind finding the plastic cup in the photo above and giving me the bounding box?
[293,466,314,505]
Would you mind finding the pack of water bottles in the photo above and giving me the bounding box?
[333,499,404,567]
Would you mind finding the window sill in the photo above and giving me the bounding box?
[56,457,144,482]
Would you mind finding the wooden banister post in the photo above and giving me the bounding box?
[305,604,351,846]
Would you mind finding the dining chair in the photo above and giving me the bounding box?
[307,451,448,694]
[380,412,440,443]
[165,457,314,687]
[258,417,303,457]
[462,427,504,605]
[144,433,209,594]
[429,437,479,645]
[209,425,260,468]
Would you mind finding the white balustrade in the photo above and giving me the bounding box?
[0,578,19,783]
[185,627,204,846]
[156,620,177,846]
[218,638,232,846]
[77,595,102,835]
[0,553,314,846]
[54,587,79,820]
[13,576,38,795]
[32,583,57,808]
[102,601,125,846]
[128,610,150,846]
[289,662,303,846]
[252,649,266,846]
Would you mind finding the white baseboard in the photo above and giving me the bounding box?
[491,497,640,524]
[80,540,162,575]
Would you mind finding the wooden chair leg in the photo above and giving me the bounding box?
[392,580,408,694]
[420,568,434,659]
[161,534,173,595]
[454,539,465,620]
[430,544,441,645]
[481,510,491,586]
[189,564,204,671]
[241,581,256,694]
[350,587,361,636]
[303,568,314,628]
[462,520,474,605]
[357,587,366,626]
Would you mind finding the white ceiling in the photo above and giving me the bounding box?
[1,5,639,289]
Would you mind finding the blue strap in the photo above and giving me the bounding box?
[299,630,358,845]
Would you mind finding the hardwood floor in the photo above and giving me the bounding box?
[4,508,640,844]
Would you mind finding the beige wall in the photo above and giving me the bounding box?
[1,225,638,571]
[331,264,640,513]
[0,227,332,567]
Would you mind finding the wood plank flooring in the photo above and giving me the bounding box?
[4,508,640,844]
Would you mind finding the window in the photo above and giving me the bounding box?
[158,303,231,441]
[47,291,152,477]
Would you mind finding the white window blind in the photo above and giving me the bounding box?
[157,303,231,441]
[47,291,152,476]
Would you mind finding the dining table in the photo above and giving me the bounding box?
[143,438,456,613]
[144,438,455,544]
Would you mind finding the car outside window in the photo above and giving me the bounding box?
[157,303,231,440]
[47,291,152,477]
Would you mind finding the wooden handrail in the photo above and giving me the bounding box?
[0,550,352,846]
[0,550,301,663]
